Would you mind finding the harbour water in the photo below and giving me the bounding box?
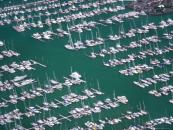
[0,0,173,130]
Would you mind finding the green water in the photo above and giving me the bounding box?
[0,0,173,130]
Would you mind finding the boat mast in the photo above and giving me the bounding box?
[67,24,73,47]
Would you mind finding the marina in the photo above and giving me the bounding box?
[0,0,173,130]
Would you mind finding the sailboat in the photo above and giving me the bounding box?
[65,24,75,50]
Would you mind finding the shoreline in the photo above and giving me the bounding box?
[126,0,173,15]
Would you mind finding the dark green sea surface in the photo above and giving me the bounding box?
[0,0,173,130]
